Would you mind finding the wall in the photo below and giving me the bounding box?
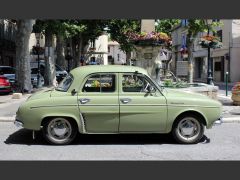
[230,20,240,82]
[108,44,126,65]
[92,32,108,65]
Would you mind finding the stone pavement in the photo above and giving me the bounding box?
[0,86,240,123]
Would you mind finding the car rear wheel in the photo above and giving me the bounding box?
[42,117,77,145]
[172,115,204,144]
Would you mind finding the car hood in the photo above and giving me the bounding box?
[162,88,221,107]
[163,88,209,99]
[27,88,54,101]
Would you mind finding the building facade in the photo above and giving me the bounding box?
[171,19,240,83]
[108,41,126,65]
[0,19,17,67]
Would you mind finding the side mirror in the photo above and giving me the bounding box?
[71,89,77,96]
[146,85,156,93]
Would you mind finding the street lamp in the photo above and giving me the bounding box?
[205,19,214,85]
[65,43,72,73]
[35,32,42,88]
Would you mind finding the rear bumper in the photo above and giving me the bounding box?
[0,86,11,92]
[213,117,223,126]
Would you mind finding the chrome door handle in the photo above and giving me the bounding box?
[120,98,131,104]
[79,98,90,104]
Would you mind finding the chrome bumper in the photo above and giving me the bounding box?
[213,117,223,126]
[14,119,23,127]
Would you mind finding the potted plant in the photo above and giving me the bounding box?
[126,31,171,46]
[231,82,240,105]
[32,46,45,55]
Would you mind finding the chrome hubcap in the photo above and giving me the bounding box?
[177,117,200,141]
[47,118,72,141]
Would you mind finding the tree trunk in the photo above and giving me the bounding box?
[75,34,83,67]
[44,29,57,87]
[15,19,35,93]
[187,41,194,83]
[71,37,77,69]
[126,51,131,65]
[56,33,66,69]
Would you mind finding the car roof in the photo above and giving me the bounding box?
[0,66,14,68]
[70,65,148,76]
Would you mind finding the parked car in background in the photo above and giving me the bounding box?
[0,66,15,85]
[15,65,222,145]
[31,68,45,88]
[0,75,12,94]
[30,61,68,83]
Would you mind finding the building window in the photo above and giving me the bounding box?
[108,46,110,53]
[217,30,223,42]
[214,30,223,42]
[212,19,220,22]
[215,62,222,71]
[181,20,188,27]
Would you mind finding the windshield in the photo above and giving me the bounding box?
[55,74,73,92]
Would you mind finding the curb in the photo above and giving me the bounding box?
[222,117,240,123]
[0,116,15,122]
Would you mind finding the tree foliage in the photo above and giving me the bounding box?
[107,19,141,53]
[155,19,180,36]
[184,19,222,83]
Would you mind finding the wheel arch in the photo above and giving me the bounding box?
[172,110,207,129]
[41,115,80,132]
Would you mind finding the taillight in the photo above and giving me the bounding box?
[0,77,11,86]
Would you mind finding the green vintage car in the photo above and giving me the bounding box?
[14,65,222,145]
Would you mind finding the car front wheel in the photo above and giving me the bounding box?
[172,115,204,144]
[42,117,77,145]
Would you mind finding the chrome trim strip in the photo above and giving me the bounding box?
[168,104,219,108]
[30,105,78,109]
[79,112,87,133]
[79,104,119,106]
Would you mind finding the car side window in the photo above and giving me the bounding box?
[82,74,115,93]
[122,74,155,93]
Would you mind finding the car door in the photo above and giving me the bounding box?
[77,73,119,133]
[119,73,167,132]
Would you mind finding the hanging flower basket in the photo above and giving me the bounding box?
[199,35,223,49]
[180,47,188,58]
[231,82,240,104]
[89,47,96,51]
[126,31,171,46]
[32,46,45,55]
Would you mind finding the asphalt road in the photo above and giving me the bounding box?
[1,122,240,160]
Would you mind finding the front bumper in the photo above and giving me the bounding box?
[14,119,23,128]
[213,117,223,126]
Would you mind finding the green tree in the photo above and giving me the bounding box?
[185,19,221,83]
[155,19,180,35]
[107,19,141,64]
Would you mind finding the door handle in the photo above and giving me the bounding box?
[79,98,90,104]
[120,98,131,104]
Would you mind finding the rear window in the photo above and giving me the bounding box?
[0,67,15,75]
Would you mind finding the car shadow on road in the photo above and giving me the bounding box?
[4,128,210,146]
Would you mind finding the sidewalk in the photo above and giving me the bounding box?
[0,86,53,122]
